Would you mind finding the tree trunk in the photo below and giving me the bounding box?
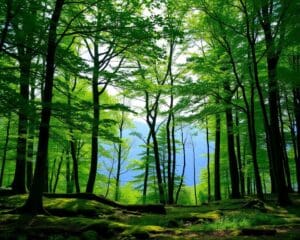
[12,58,31,193]
[224,84,240,199]
[0,113,11,187]
[86,42,100,193]
[191,137,198,205]
[143,132,151,204]
[145,90,165,204]
[278,98,293,192]
[294,88,300,193]
[225,106,241,198]
[67,79,80,193]
[205,116,211,202]
[115,111,124,201]
[259,2,290,205]
[214,110,221,201]
[53,151,64,193]
[175,125,186,204]
[26,82,36,190]
[21,0,65,214]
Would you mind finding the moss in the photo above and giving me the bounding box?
[81,230,98,240]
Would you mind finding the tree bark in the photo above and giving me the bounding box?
[115,111,124,201]
[205,116,211,201]
[142,132,151,204]
[0,113,11,187]
[191,136,198,205]
[12,58,31,193]
[214,108,221,201]
[86,42,100,193]
[294,88,300,193]
[175,125,186,204]
[20,0,65,214]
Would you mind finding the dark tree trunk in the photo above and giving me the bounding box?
[12,58,31,194]
[70,140,80,193]
[86,42,99,193]
[166,103,174,204]
[171,113,176,201]
[20,0,64,214]
[49,157,57,193]
[26,83,36,190]
[259,2,290,206]
[66,150,73,193]
[225,106,241,199]
[149,124,165,204]
[0,113,11,187]
[145,90,165,204]
[115,111,124,201]
[278,98,293,192]
[67,80,80,193]
[294,88,300,193]
[205,116,211,201]
[235,114,244,197]
[143,132,151,204]
[191,137,198,205]
[53,151,64,193]
[214,110,221,201]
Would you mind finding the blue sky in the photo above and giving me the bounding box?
[100,120,212,186]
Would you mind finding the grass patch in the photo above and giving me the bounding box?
[191,210,288,231]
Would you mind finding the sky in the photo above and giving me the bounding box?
[99,120,212,187]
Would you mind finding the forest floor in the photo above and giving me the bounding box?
[0,193,300,240]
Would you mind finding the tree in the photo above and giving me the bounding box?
[20,0,65,214]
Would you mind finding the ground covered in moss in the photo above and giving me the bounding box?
[0,194,300,239]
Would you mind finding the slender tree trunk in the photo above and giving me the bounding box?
[191,137,197,205]
[143,132,151,204]
[21,0,65,214]
[26,82,35,190]
[145,91,165,204]
[149,124,165,204]
[66,150,73,193]
[115,111,124,201]
[166,101,175,204]
[235,116,244,197]
[67,79,80,193]
[225,38,262,199]
[49,157,57,193]
[171,113,176,201]
[105,157,115,198]
[53,151,64,193]
[0,113,11,187]
[70,140,80,193]
[205,116,211,202]
[175,125,186,204]
[214,109,221,201]
[278,98,293,192]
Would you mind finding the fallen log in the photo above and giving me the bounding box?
[43,193,166,214]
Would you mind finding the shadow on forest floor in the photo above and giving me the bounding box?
[0,193,300,239]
